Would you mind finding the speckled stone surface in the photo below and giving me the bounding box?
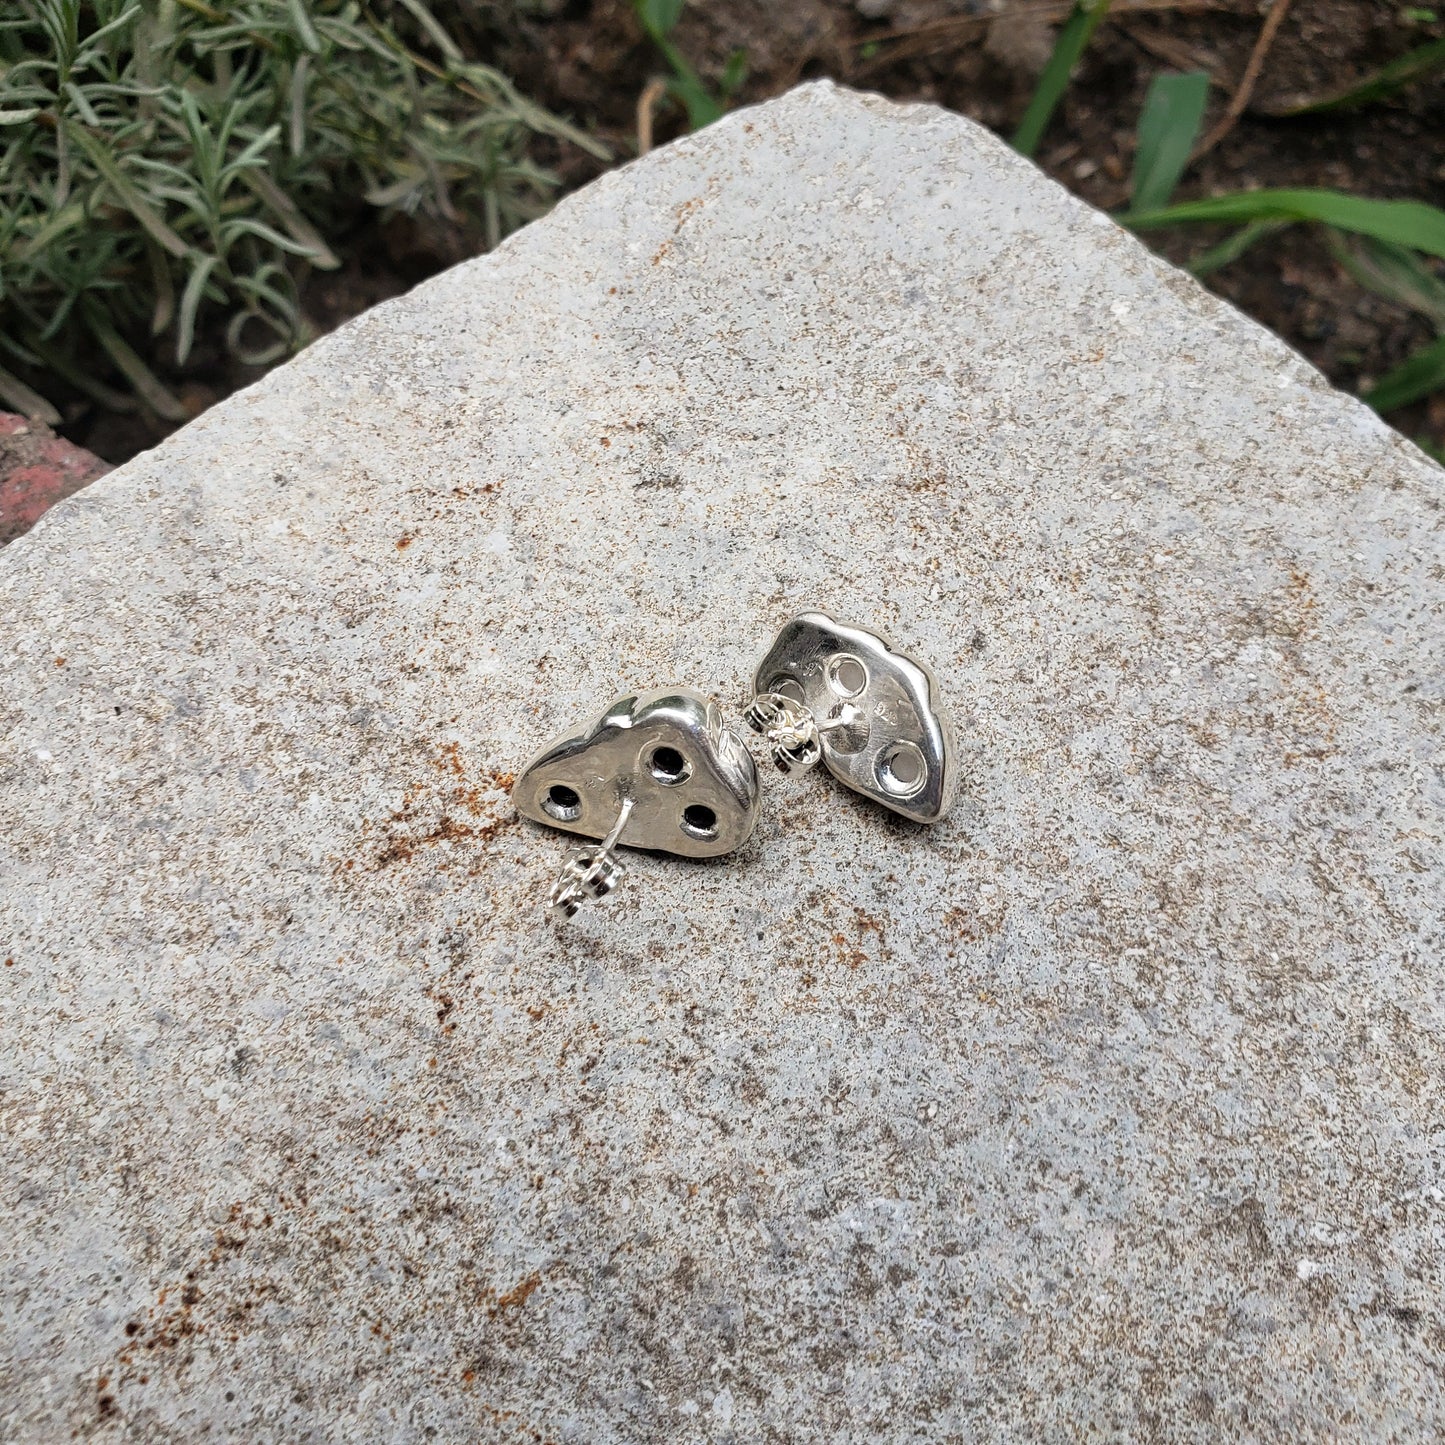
[1,82,1442,1443]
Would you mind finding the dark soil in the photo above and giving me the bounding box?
[79,0,1445,462]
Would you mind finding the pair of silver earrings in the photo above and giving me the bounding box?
[512,611,957,922]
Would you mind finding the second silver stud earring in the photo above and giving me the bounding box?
[744,610,958,825]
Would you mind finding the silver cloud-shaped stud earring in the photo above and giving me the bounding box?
[744,611,958,824]
[513,686,761,921]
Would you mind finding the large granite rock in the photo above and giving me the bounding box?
[1,82,1441,1442]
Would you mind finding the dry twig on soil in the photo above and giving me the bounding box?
[637,78,669,156]
[1119,24,1232,90]
[1189,0,1296,161]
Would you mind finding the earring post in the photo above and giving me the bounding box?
[546,794,634,923]
[598,794,634,854]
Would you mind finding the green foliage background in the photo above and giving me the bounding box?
[0,0,606,423]
[6,0,1445,441]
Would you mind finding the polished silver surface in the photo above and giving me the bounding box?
[749,612,957,823]
[515,686,762,919]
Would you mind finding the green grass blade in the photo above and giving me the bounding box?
[393,0,462,63]
[1187,218,1290,276]
[1366,334,1445,413]
[1131,71,1209,213]
[65,118,190,258]
[289,53,309,156]
[636,0,684,42]
[284,0,321,55]
[14,199,89,260]
[225,307,292,367]
[1328,233,1445,329]
[452,63,612,160]
[221,215,320,256]
[176,254,218,364]
[146,238,175,335]
[13,325,139,413]
[632,1,725,131]
[1262,37,1445,116]
[1123,189,1445,261]
[84,300,189,420]
[1013,0,1112,158]
[0,363,62,425]
[78,3,142,52]
[720,48,747,96]
[665,70,723,130]
[63,78,103,125]
[239,169,339,268]
[651,33,723,129]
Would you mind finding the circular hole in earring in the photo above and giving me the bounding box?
[543,783,582,822]
[767,675,807,707]
[680,803,718,840]
[875,741,927,799]
[649,745,691,785]
[827,654,868,699]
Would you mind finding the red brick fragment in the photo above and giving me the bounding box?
[0,412,111,546]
